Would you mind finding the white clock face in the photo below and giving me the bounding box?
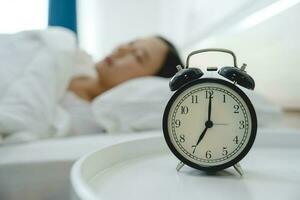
[165,80,255,168]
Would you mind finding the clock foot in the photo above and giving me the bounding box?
[233,163,244,176]
[176,162,185,171]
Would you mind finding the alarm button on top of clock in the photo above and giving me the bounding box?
[206,67,218,71]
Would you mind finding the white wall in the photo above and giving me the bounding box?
[186,0,300,109]
[77,0,164,60]
[0,0,48,33]
[77,0,256,60]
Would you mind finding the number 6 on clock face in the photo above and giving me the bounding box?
[163,78,257,172]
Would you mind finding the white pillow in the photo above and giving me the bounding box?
[92,77,172,133]
[92,77,282,133]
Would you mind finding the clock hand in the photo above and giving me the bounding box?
[195,126,208,146]
[213,123,228,126]
[193,126,208,153]
[207,93,212,122]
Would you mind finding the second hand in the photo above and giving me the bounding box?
[213,123,228,126]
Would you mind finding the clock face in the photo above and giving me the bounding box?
[163,78,257,171]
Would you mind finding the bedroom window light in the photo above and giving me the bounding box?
[0,0,48,33]
[237,0,300,31]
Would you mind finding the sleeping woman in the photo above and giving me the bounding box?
[0,30,183,143]
[68,36,182,101]
[62,36,183,135]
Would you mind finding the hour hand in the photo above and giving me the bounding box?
[193,127,208,153]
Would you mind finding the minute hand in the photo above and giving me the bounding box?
[208,94,212,121]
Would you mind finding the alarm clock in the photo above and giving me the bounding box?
[162,48,257,175]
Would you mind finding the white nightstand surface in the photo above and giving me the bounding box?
[71,129,300,200]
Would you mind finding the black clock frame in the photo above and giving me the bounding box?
[162,78,257,172]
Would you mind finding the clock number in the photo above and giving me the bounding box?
[222,147,228,156]
[191,95,198,103]
[205,90,214,99]
[233,105,239,113]
[179,134,185,143]
[181,106,189,114]
[175,119,181,128]
[205,150,212,159]
[239,120,245,129]
[192,145,197,154]
[233,136,239,144]
[223,94,226,103]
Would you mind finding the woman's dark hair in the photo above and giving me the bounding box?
[155,36,183,78]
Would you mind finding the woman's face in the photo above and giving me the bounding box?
[95,37,168,89]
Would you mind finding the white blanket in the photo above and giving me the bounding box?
[0,28,76,144]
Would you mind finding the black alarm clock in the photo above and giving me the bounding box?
[162,48,257,175]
